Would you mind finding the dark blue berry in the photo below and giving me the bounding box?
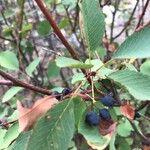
[101,95,115,107]
[62,88,71,96]
[53,91,61,100]
[85,111,100,126]
[134,112,141,119]
[99,108,111,120]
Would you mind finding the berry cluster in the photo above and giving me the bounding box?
[85,95,141,126]
[85,95,115,126]
[85,108,111,126]
[53,88,71,100]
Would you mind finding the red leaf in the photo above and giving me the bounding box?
[120,103,135,120]
[17,96,58,132]
[99,120,117,136]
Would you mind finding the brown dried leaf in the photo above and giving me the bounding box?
[99,120,117,136]
[120,103,135,120]
[143,145,150,150]
[17,96,58,132]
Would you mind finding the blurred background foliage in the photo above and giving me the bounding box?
[0,0,150,149]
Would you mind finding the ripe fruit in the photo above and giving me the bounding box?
[99,108,111,120]
[85,111,100,126]
[134,112,141,119]
[62,88,71,96]
[101,95,115,107]
[53,91,61,100]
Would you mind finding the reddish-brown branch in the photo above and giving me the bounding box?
[34,0,80,60]
[34,0,105,95]
[0,80,14,86]
[0,70,52,95]
[34,0,101,92]
[136,0,150,29]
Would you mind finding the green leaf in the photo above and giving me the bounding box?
[96,47,107,58]
[117,137,131,150]
[8,110,19,122]
[0,129,7,147]
[47,61,60,78]
[61,0,77,7]
[21,23,32,33]
[0,9,14,21]
[51,87,64,93]
[109,133,116,150]
[71,73,85,84]
[80,0,105,51]
[68,140,77,150]
[73,97,86,128]
[78,111,111,150]
[56,56,93,69]
[0,51,19,70]
[17,0,25,6]
[37,20,51,36]
[86,59,113,78]
[25,58,40,77]
[113,25,150,59]
[25,100,75,150]
[125,63,137,71]
[2,26,13,36]
[108,70,150,100]
[117,119,133,137]
[1,123,20,149]
[2,87,23,103]
[59,18,69,29]
[11,131,32,150]
[140,60,150,76]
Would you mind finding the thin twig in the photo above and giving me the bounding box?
[0,70,52,95]
[1,6,29,66]
[136,0,150,29]
[130,120,150,144]
[0,35,14,42]
[99,0,111,7]
[136,101,150,111]
[113,0,139,40]
[64,5,86,55]
[110,0,121,42]
[17,0,26,71]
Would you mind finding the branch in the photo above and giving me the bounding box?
[130,120,150,144]
[110,0,121,42]
[34,0,80,61]
[0,35,14,42]
[113,0,139,40]
[136,0,150,29]
[0,70,52,95]
[136,101,150,111]
[34,0,103,95]
[17,0,26,71]
[0,80,14,86]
